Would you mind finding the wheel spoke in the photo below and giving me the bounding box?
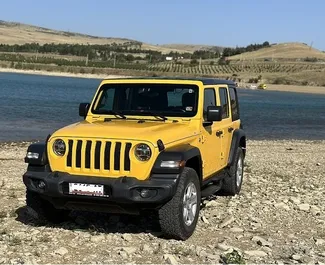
[188,207,194,222]
[182,182,198,226]
[189,194,197,205]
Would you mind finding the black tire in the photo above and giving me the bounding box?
[158,167,201,240]
[219,147,244,196]
[26,189,71,225]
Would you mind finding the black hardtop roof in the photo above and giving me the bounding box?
[103,77,236,86]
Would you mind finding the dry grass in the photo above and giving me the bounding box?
[0,21,188,54]
[229,42,325,61]
[160,43,222,52]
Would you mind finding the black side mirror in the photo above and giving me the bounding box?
[79,103,90,119]
[207,106,222,122]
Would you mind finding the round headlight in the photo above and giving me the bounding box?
[53,139,66,156]
[134,143,151,161]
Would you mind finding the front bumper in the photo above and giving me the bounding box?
[23,170,179,214]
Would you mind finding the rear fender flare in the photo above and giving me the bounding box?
[227,129,246,167]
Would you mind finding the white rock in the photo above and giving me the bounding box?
[289,197,300,204]
[121,233,132,242]
[163,254,178,265]
[206,253,219,260]
[216,243,232,251]
[54,247,69,256]
[298,204,310,212]
[244,250,268,257]
[291,254,302,261]
[229,227,244,233]
[140,244,152,253]
[205,200,219,207]
[310,205,321,215]
[201,216,210,224]
[274,202,290,210]
[220,216,235,228]
[252,236,273,247]
[315,238,325,246]
[121,247,137,255]
[90,234,106,243]
[118,250,128,259]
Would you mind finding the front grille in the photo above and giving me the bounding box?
[66,139,132,173]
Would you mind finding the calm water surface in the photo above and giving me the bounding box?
[0,72,324,142]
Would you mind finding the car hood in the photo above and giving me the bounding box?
[50,119,200,147]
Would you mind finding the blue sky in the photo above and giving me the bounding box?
[1,0,324,50]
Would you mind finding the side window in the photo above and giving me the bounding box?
[203,88,216,120]
[219,88,229,119]
[229,87,239,121]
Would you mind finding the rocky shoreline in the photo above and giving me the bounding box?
[0,139,324,264]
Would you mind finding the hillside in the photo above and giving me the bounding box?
[228,42,325,61]
[0,20,193,54]
[160,43,224,53]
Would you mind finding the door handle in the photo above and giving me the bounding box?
[216,130,223,137]
[228,127,234,133]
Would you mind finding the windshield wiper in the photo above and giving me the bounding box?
[96,110,127,119]
[136,111,168,121]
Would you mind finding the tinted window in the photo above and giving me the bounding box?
[229,87,239,120]
[219,88,229,119]
[203,88,216,121]
[92,83,199,117]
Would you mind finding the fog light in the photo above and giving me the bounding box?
[26,152,39,159]
[38,181,46,189]
[140,189,151,198]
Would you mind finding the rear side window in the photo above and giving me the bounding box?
[219,88,229,119]
[229,87,239,120]
[203,88,216,121]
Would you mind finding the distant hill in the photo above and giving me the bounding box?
[228,42,325,61]
[160,44,224,53]
[0,20,199,54]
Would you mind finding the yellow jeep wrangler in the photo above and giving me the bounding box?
[23,77,246,240]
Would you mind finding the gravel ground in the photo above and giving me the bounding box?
[0,140,324,264]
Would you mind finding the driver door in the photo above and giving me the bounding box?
[200,87,223,179]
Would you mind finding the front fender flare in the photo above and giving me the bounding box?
[150,144,202,176]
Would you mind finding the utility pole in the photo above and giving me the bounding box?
[85,54,89,66]
[199,57,202,71]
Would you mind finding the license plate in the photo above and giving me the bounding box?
[68,183,107,197]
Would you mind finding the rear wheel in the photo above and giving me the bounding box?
[26,190,71,225]
[158,167,201,240]
[219,147,244,196]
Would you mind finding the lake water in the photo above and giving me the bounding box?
[0,72,324,142]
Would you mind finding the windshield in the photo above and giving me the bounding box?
[92,83,199,118]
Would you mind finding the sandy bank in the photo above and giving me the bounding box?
[0,67,129,80]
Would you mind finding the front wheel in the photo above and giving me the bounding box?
[26,190,71,225]
[219,147,244,196]
[158,167,201,240]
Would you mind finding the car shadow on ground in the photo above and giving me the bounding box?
[15,206,164,237]
[15,200,211,238]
